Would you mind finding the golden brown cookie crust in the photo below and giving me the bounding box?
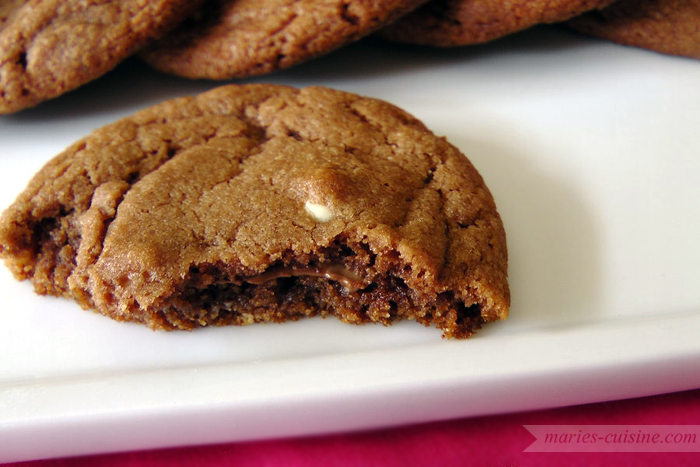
[567,0,700,59]
[378,0,615,46]
[0,0,201,114]
[0,84,509,338]
[140,0,429,80]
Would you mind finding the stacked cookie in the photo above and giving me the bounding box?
[0,0,429,114]
[0,0,203,114]
[378,0,700,62]
[2,0,698,114]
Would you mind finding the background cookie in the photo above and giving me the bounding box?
[567,0,700,59]
[140,0,429,79]
[0,84,509,338]
[0,0,201,114]
[378,0,615,47]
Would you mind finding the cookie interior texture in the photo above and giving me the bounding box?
[0,0,201,114]
[378,0,615,47]
[140,0,428,79]
[0,84,509,338]
[567,0,700,59]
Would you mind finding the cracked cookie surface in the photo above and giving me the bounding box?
[0,0,200,114]
[378,0,615,47]
[0,84,509,338]
[140,0,429,79]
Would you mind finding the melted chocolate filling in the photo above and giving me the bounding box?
[244,265,367,292]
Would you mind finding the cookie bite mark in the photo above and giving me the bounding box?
[147,236,484,337]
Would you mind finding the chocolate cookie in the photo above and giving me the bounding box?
[567,0,700,59]
[0,0,201,114]
[0,84,509,338]
[378,0,615,47]
[140,0,429,80]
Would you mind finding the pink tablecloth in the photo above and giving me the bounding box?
[10,388,700,466]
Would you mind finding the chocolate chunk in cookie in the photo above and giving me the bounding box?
[0,84,509,338]
[567,0,700,59]
[140,0,428,79]
[0,0,201,114]
[378,0,615,47]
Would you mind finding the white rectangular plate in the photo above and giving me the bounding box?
[1,27,699,463]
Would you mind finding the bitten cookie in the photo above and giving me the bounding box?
[140,0,428,79]
[567,0,700,59]
[0,84,509,338]
[0,0,201,114]
[378,0,615,47]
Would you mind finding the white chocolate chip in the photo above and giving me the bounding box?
[304,201,334,222]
